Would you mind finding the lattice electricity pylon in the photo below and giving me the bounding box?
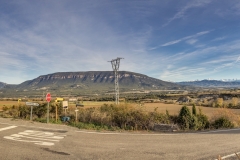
[108,57,124,104]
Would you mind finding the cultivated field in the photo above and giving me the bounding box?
[141,103,240,118]
[0,101,22,108]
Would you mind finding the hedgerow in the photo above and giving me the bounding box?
[0,102,236,131]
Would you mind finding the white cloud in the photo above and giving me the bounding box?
[186,39,198,45]
[154,30,211,48]
[160,66,208,81]
[212,37,226,41]
[1,1,240,83]
[161,39,182,47]
[162,0,213,27]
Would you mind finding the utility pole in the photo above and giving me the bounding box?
[108,57,123,105]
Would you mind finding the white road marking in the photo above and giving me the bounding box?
[76,130,179,136]
[0,126,17,132]
[4,130,66,146]
[0,122,73,132]
[199,128,240,134]
[18,130,65,139]
[76,128,240,136]
[214,151,240,160]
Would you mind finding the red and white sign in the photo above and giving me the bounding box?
[46,93,51,102]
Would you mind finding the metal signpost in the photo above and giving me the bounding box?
[46,93,51,123]
[75,109,79,122]
[75,102,83,123]
[54,97,64,122]
[25,102,39,121]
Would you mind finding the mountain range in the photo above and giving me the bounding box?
[0,82,6,89]
[0,71,188,97]
[178,80,240,88]
[2,72,240,98]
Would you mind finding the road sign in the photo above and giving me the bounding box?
[75,109,79,122]
[62,101,68,109]
[25,102,39,106]
[46,93,51,102]
[25,102,39,121]
[46,93,51,123]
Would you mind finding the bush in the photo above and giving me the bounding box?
[211,108,240,127]
[178,106,192,130]
[177,106,209,131]
[212,117,234,129]
[33,103,47,118]
[19,105,30,119]
[197,114,209,130]
[192,104,196,116]
[77,103,172,131]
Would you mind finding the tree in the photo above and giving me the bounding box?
[192,104,197,116]
[215,98,223,108]
[178,106,192,130]
[232,97,238,107]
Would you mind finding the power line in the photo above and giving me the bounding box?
[108,57,124,105]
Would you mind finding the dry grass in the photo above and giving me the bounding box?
[211,108,240,127]
[68,101,112,109]
[1,101,240,119]
[0,101,23,109]
[135,102,240,119]
[0,101,111,109]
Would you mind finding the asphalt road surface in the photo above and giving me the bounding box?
[0,118,240,160]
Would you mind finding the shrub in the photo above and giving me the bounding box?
[33,103,47,118]
[211,108,240,127]
[212,117,234,129]
[18,105,30,119]
[2,106,8,111]
[197,113,209,130]
[178,106,192,130]
[192,104,196,116]
[77,103,172,131]
[177,106,209,131]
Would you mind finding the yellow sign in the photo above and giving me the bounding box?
[55,98,64,102]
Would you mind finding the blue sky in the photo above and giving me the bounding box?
[1,0,240,84]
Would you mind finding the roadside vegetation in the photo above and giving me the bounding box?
[0,101,239,131]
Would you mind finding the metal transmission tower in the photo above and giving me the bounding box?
[108,57,124,104]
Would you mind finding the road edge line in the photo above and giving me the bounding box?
[0,126,17,132]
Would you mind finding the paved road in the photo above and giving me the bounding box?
[0,118,240,160]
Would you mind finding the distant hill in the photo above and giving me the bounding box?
[178,80,240,88]
[0,82,6,89]
[0,71,188,97]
